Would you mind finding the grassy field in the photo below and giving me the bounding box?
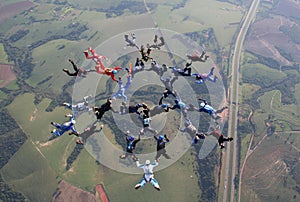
[0,43,12,64]
[240,83,260,102]
[0,141,58,202]
[103,148,201,202]
[0,89,7,100]
[26,39,85,94]
[242,134,300,202]
[242,63,287,87]
[152,0,244,47]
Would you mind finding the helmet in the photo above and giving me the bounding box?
[71,119,76,125]
[128,136,135,141]
[112,70,117,75]
[161,103,167,108]
[159,135,164,140]
[145,160,151,165]
[174,99,179,104]
[200,102,205,107]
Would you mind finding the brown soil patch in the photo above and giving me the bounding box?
[0,1,35,24]
[52,180,97,202]
[246,15,300,65]
[0,64,16,88]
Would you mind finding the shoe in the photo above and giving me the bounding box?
[154,186,160,191]
[76,140,83,145]
[62,68,68,72]
[135,184,141,190]
[229,137,233,141]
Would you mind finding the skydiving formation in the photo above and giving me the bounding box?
[48,31,230,192]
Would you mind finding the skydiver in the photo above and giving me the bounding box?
[112,74,132,102]
[94,61,123,82]
[83,47,107,65]
[179,119,206,144]
[135,160,160,191]
[119,130,141,161]
[168,99,189,119]
[131,58,144,78]
[139,45,153,62]
[50,114,78,136]
[124,33,139,49]
[93,98,118,122]
[146,60,167,77]
[187,50,209,62]
[119,102,144,115]
[147,35,165,50]
[154,134,170,161]
[72,121,103,145]
[140,103,158,136]
[150,97,170,117]
[168,61,193,76]
[191,67,217,84]
[197,98,226,120]
[63,95,93,116]
[62,59,93,77]
[209,125,233,149]
[160,75,178,98]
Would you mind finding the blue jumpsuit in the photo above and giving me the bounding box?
[52,114,78,136]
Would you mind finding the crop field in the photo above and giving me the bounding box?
[242,134,300,202]
[0,141,58,202]
[27,39,84,94]
[151,0,244,47]
[242,63,287,87]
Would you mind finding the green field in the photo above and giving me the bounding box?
[0,43,12,64]
[151,0,244,47]
[0,141,58,201]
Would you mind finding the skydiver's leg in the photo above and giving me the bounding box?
[135,178,147,190]
[150,178,160,191]
[51,122,62,129]
[159,96,164,105]
[69,59,78,72]
[124,76,131,90]
[63,102,72,110]
[162,149,171,159]
[155,151,162,161]
[52,129,64,136]
[200,51,205,59]
[62,69,77,76]
[144,126,158,136]
[120,88,127,102]
[206,67,214,77]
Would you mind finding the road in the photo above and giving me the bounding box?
[222,0,261,202]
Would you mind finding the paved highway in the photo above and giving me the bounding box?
[222,0,261,202]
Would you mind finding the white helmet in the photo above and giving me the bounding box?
[200,102,205,107]
[145,160,150,165]
[71,119,76,125]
